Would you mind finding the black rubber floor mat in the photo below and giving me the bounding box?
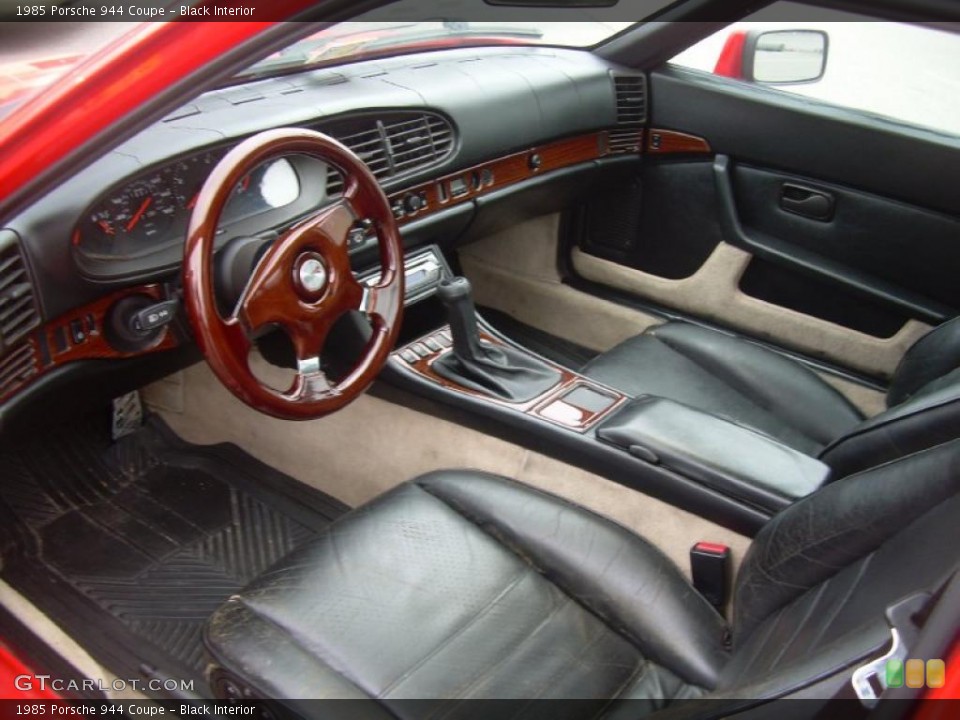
[0,413,349,697]
[479,307,599,371]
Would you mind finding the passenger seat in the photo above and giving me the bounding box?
[582,317,960,476]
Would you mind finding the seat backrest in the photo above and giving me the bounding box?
[718,439,959,692]
[819,367,960,477]
[888,315,960,406]
[817,317,960,477]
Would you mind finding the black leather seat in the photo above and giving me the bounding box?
[205,440,959,713]
[583,317,960,474]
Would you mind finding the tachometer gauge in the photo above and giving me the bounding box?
[169,151,221,212]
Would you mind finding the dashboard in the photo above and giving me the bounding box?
[70,108,459,279]
[0,45,648,418]
[14,46,630,307]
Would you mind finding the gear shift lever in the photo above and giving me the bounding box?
[436,277,484,360]
[434,277,561,402]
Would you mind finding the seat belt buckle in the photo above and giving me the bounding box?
[690,542,730,611]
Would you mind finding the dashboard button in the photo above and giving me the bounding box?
[410,343,431,358]
[403,193,425,213]
[70,320,86,344]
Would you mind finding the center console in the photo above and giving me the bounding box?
[376,246,829,536]
[596,397,829,511]
[395,326,627,432]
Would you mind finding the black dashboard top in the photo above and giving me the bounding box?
[7,46,623,321]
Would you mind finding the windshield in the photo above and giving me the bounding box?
[0,0,652,115]
[239,21,636,81]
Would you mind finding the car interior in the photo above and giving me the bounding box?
[0,1,958,716]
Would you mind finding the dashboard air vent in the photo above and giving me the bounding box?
[383,114,454,174]
[0,231,40,354]
[325,171,345,199]
[607,129,643,154]
[323,111,456,197]
[612,74,647,126]
[338,123,392,180]
[0,342,36,400]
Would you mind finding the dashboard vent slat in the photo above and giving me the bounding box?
[325,173,344,198]
[607,129,642,154]
[612,73,647,126]
[324,111,456,189]
[0,341,36,399]
[0,232,40,355]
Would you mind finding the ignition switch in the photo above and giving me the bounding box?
[106,294,180,352]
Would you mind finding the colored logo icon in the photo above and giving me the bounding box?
[885,658,946,689]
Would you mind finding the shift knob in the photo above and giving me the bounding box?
[436,276,482,359]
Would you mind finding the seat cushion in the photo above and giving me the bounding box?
[204,471,728,708]
[582,323,863,455]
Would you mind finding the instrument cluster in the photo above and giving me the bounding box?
[73,147,303,262]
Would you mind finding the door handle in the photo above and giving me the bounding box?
[780,183,835,221]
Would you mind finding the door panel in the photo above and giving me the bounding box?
[738,258,909,338]
[567,65,960,380]
[650,68,960,216]
[578,160,722,280]
[731,164,960,313]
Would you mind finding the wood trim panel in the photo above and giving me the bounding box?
[0,284,181,405]
[647,129,712,155]
[394,325,627,433]
[390,131,612,225]
[533,382,623,429]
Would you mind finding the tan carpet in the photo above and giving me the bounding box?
[145,358,752,582]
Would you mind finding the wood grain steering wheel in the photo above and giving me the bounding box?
[183,128,404,420]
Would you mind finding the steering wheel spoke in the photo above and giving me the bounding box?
[184,128,404,420]
[286,366,336,404]
[287,312,337,365]
[360,281,402,326]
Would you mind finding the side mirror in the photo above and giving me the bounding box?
[714,29,829,85]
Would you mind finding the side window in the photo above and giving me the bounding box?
[670,9,960,137]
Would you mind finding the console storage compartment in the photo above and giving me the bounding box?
[597,397,830,512]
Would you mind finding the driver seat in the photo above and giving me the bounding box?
[204,440,959,714]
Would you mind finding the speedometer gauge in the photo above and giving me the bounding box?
[81,174,177,257]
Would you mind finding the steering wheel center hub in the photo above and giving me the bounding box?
[295,253,329,298]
